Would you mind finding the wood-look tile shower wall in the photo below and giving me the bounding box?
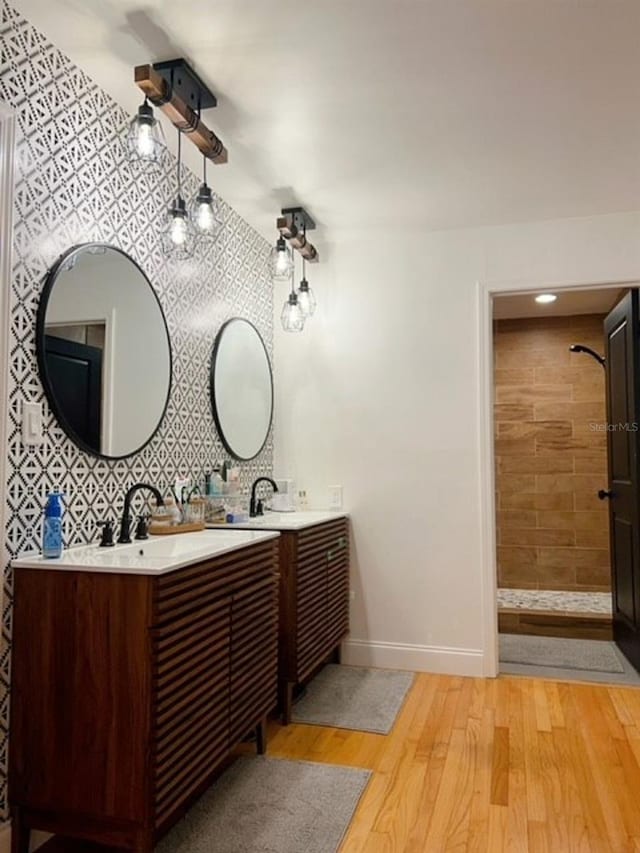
[494,315,610,592]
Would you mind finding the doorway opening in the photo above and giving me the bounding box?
[491,285,640,683]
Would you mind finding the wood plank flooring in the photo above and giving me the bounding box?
[267,673,640,852]
[39,672,640,852]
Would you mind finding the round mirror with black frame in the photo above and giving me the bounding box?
[210,318,273,461]
[36,243,172,460]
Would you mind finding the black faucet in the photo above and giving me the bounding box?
[249,477,278,517]
[118,483,164,543]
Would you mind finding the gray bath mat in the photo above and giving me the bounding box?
[499,634,624,673]
[292,664,415,733]
[156,756,371,853]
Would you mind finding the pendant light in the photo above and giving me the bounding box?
[191,155,220,241]
[127,98,166,164]
[269,234,294,281]
[161,129,196,259]
[281,290,305,333]
[296,253,317,319]
[281,258,305,333]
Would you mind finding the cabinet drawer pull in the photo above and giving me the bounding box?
[327,538,348,560]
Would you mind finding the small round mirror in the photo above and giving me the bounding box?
[36,243,172,459]
[210,319,273,461]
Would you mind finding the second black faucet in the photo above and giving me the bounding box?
[249,477,278,517]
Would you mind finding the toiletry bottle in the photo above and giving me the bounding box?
[43,492,64,558]
[210,467,223,497]
[164,496,182,525]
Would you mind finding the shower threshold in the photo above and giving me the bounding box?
[498,589,612,615]
[498,588,613,640]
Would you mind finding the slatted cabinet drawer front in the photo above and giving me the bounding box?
[151,538,278,833]
[326,531,350,651]
[153,540,277,623]
[151,595,231,829]
[295,519,350,681]
[230,573,278,744]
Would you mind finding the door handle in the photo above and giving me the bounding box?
[598,489,613,500]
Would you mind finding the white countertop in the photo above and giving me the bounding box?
[206,510,348,532]
[11,529,281,575]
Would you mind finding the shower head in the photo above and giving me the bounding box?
[569,344,606,368]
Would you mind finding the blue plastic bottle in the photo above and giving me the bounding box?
[43,492,64,558]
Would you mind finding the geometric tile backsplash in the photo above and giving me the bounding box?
[0,0,274,820]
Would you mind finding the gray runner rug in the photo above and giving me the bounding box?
[292,664,415,734]
[499,634,624,673]
[156,756,371,853]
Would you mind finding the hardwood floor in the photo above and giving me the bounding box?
[268,673,640,852]
[39,672,640,852]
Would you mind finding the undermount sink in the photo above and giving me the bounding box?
[123,531,243,559]
[11,529,280,575]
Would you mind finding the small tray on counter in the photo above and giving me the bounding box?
[149,522,205,535]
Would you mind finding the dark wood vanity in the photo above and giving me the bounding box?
[9,537,278,853]
[278,517,350,723]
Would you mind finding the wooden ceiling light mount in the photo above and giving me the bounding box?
[277,207,319,263]
[134,59,228,164]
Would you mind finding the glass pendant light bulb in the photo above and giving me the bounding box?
[296,258,316,318]
[190,158,220,241]
[281,291,305,333]
[127,99,166,165]
[269,236,294,281]
[161,130,195,259]
[136,123,154,158]
[161,196,196,259]
[170,212,188,246]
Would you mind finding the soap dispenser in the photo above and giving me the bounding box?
[43,492,64,558]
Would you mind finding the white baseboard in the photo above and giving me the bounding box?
[342,639,485,677]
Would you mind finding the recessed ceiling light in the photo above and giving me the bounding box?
[535,293,557,304]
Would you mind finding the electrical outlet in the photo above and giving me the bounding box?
[328,485,343,510]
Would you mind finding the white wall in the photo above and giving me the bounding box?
[274,210,640,676]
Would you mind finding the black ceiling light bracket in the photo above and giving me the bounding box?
[281,206,316,232]
[152,58,218,113]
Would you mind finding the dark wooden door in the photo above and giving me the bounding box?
[604,290,640,671]
[44,334,102,451]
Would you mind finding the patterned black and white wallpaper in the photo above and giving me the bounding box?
[0,0,274,819]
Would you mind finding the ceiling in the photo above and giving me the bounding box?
[10,0,640,241]
[493,287,626,320]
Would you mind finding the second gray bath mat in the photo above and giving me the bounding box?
[292,664,415,733]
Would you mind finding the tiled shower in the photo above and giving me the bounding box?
[494,314,612,632]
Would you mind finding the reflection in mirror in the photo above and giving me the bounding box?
[37,244,172,459]
[210,319,273,461]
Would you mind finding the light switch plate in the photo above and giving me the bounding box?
[328,485,343,510]
[22,401,44,446]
